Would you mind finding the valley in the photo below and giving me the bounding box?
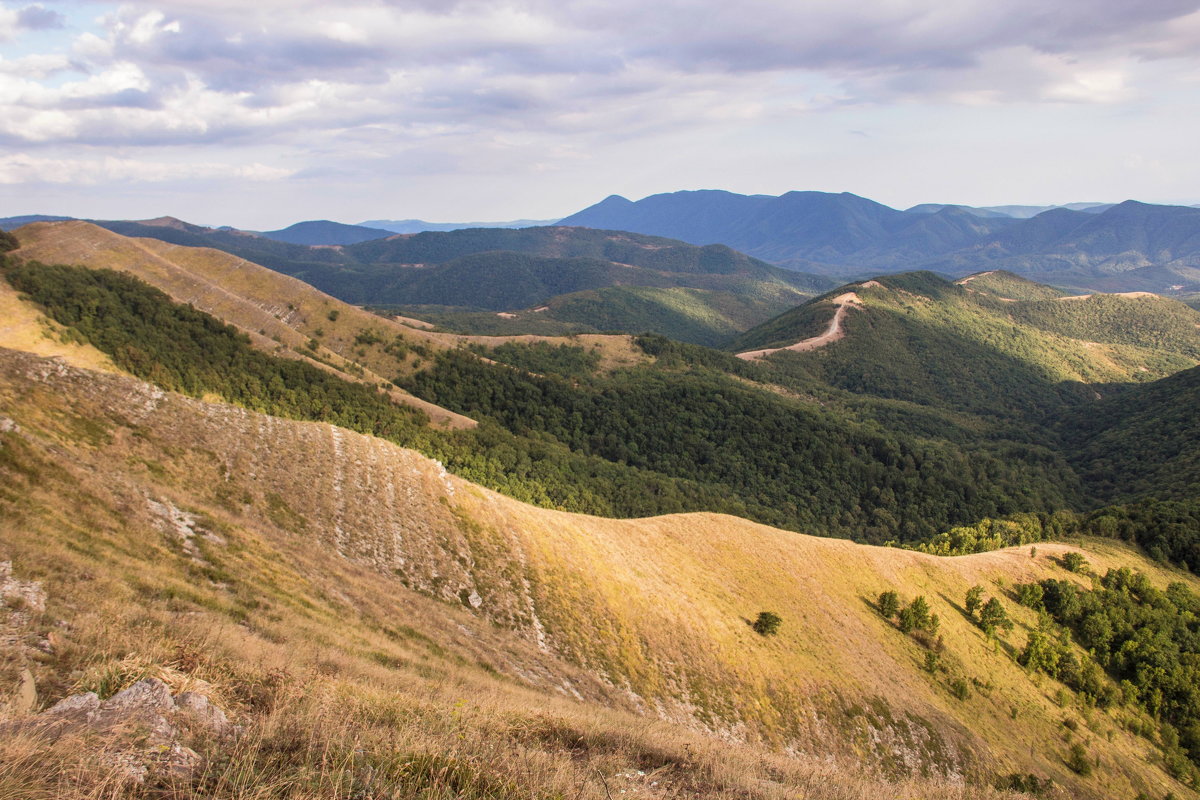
[2,217,1200,799]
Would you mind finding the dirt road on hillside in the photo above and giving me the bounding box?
[736,292,862,360]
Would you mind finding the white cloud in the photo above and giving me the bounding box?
[0,152,294,184]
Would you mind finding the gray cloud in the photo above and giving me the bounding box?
[16,4,64,30]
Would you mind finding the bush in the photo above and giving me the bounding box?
[965,585,984,617]
[1062,552,1089,573]
[1065,742,1093,776]
[950,678,970,700]
[752,611,782,636]
[877,590,900,619]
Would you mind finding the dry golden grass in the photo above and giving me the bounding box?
[0,347,1193,798]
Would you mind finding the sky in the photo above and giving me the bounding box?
[2,0,1200,229]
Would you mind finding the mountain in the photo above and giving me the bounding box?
[929,200,1200,285]
[2,265,1199,797]
[560,190,1017,275]
[259,219,394,245]
[562,192,1200,291]
[906,203,1114,219]
[7,223,1200,795]
[360,217,560,233]
[905,203,1014,219]
[0,214,74,230]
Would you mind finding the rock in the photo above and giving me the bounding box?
[104,751,149,785]
[174,691,231,734]
[16,678,234,784]
[0,417,17,434]
[0,561,46,613]
[157,742,203,778]
[93,679,177,741]
[102,678,175,716]
[46,691,100,718]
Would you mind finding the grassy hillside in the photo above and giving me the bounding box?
[1,345,1197,799]
[730,272,1200,420]
[9,220,476,429]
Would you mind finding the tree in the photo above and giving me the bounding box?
[752,611,782,636]
[878,590,900,619]
[1016,582,1044,610]
[899,596,933,634]
[1062,552,1089,573]
[965,585,985,617]
[979,597,1012,638]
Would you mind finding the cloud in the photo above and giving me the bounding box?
[3,0,1200,200]
[17,4,64,30]
[0,152,294,184]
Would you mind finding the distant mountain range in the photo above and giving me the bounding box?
[8,190,1200,296]
[559,190,1200,292]
[905,202,1114,218]
[359,217,560,233]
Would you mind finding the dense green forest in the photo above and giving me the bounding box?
[404,340,1083,540]
[1063,365,1200,502]
[1017,568,1200,782]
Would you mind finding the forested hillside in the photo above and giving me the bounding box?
[6,230,1199,549]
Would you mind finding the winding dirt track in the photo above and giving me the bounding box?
[735,292,862,360]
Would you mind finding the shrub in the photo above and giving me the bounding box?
[950,678,970,700]
[1065,742,1093,776]
[979,597,1013,638]
[965,585,984,617]
[752,611,782,636]
[327,309,340,321]
[877,590,900,619]
[1062,552,1089,573]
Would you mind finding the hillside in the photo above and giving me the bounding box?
[729,271,1200,419]
[391,282,824,347]
[11,222,1200,545]
[9,220,475,429]
[2,344,1198,799]
[1065,364,1200,502]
